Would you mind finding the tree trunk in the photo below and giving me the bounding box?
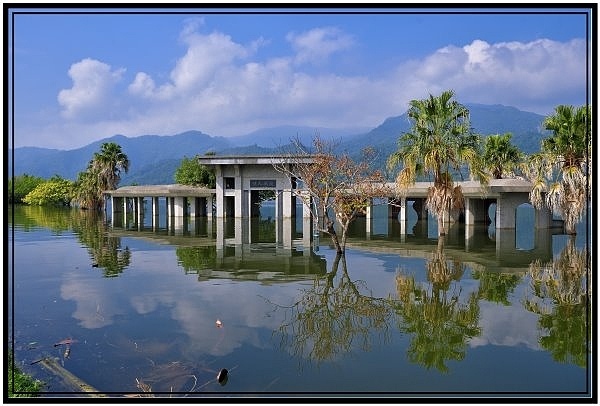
[326,220,343,254]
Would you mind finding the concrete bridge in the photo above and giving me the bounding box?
[104,155,559,252]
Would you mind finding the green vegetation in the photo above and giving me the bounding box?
[8,174,45,203]
[174,155,216,187]
[8,349,44,397]
[22,175,73,206]
[387,89,488,236]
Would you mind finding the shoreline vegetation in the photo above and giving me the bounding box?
[8,349,44,397]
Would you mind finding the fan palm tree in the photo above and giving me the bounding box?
[92,142,130,192]
[523,105,590,235]
[387,90,487,235]
[73,143,130,211]
[482,133,523,179]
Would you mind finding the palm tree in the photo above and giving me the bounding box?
[482,133,523,179]
[92,142,130,192]
[73,143,129,211]
[387,90,487,235]
[523,105,590,235]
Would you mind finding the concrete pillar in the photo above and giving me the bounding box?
[173,216,184,235]
[174,196,185,217]
[207,194,214,218]
[278,217,293,249]
[188,197,197,218]
[496,193,529,229]
[137,197,144,230]
[215,165,224,218]
[302,193,312,219]
[234,164,244,218]
[151,197,158,230]
[365,198,373,236]
[276,190,283,220]
[282,189,294,218]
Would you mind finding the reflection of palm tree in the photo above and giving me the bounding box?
[523,237,589,367]
[175,246,217,275]
[71,209,131,277]
[395,237,480,373]
[472,270,522,306]
[276,253,393,364]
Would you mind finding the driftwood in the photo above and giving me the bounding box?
[39,357,107,397]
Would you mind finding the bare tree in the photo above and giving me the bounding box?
[274,135,391,254]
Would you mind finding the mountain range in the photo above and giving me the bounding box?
[8,104,549,185]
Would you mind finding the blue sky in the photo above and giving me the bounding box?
[7,5,593,150]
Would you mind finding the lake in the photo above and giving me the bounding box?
[7,202,592,399]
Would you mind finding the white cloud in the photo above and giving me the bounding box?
[57,58,125,120]
[30,26,587,150]
[286,26,354,65]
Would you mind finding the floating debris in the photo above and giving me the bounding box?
[217,368,228,385]
[54,338,78,347]
[215,319,223,328]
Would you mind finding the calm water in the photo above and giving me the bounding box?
[7,202,592,398]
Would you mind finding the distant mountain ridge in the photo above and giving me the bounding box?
[9,104,549,185]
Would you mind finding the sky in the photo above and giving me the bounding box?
[7,5,593,150]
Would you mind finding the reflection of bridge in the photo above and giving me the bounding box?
[104,155,562,254]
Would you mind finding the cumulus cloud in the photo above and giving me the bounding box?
[412,38,587,113]
[57,58,125,120]
[35,22,587,150]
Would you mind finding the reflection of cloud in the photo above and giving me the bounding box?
[59,247,303,358]
[60,272,123,329]
[469,300,541,350]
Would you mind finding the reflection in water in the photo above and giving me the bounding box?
[394,236,481,373]
[472,271,522,306]
[276,253,394,364]
[523,237,590,367]
[10,204,592,395]
[15,205,131,277]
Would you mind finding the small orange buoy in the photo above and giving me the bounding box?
[216,319,223,328]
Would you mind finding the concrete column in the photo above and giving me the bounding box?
[278,217,294,249]
[174,196,185,217]
[282,189,294,218]
[111,196,117,226]
[188,197,197,218]
[365,198,373,236]
[173,215,184,235]
[399,198,407,241]
[496,193,529,229]
[276,190,283,219]
[137,197,144,230]
[302,193,312,218]
[215,165,224,218]
[206,195,214,218]
[152,197,159,230]
[234,164,244,218]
